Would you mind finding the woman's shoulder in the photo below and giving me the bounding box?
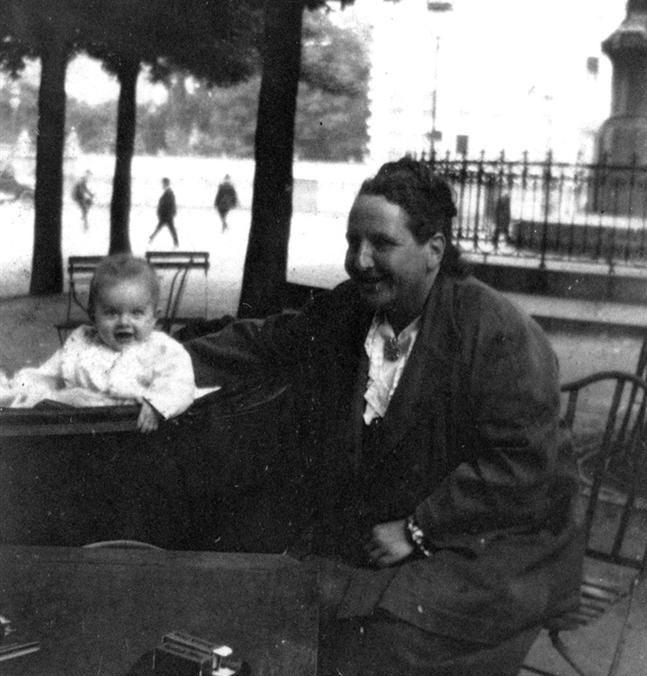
[450,275,528,322]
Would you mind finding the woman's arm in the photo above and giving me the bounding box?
[414,300,566,547]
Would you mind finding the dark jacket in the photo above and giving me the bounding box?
[187,275,583,644]
[157,187,176,221]
[72,179,93,207]
[214,181,238,214]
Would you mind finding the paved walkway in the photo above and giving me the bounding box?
[508,291,647,331]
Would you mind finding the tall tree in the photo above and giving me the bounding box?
[0,1,80,294]
[238,0,304,318]
[0,0,140,291]
[32,30,68,293]
[109,59,139,253]
[238,0,355,318]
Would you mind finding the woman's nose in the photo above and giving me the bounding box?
[356,241,374,270]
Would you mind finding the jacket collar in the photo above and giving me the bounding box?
[351,275,459,463]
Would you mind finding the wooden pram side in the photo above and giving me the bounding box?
[0,382,303,553]
[0,404,139,437]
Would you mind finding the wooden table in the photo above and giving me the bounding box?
[0,545,318,675]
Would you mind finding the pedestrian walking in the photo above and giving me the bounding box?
[491,192,512,248]
[72,170,94,231]
[149,177,179,248]
[214,174,238,232]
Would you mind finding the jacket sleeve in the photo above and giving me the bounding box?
[186,310,315,388]
[414,293,564,542]
[185,282,362,388]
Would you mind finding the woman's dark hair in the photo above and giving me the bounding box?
[358,156,468,277]
[88,254,160,320]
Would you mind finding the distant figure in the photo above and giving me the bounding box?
[149,177,179,248]
[214,174,238,232]
[72,170,94,231]
[491,192,512,248]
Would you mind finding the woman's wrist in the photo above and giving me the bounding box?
[405,514,433,558]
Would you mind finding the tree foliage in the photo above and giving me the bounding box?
[0,0,265,288]
[1,4,368,160]
[0,0,364,299]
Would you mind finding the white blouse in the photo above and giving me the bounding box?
[10,325,196,419]
[363,314,421,425]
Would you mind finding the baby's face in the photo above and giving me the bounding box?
[94,279,157,351]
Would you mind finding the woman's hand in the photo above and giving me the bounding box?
[137,400,161,433]
[365,519,414,567]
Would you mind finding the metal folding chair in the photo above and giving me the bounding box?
[522,370,647,676]
[54,255,104,344]
[635,333,647,381]
[145,251,210,333]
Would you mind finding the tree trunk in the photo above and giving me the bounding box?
[30,39,68,295]
[238,0,304,318]
[109,60,139,254]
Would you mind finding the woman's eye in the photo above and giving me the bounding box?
[372,237,392,251]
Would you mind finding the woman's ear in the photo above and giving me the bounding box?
[427,233,446,269]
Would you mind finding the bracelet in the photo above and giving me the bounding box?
[406,515,433,558]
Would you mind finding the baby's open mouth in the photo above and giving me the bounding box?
[115,330,134,341]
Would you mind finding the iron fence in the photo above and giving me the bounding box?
[411,150,647,273]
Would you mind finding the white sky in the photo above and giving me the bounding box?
[65,59,167,106]
[61,0,626,108]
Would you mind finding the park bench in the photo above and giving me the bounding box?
[55,251,210,343]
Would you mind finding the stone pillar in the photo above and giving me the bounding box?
[592,0,647,214]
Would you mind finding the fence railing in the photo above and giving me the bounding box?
[411,150,647,274]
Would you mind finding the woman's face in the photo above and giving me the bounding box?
[344,194,444,329]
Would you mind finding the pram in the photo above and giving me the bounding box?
[0,380,299,552]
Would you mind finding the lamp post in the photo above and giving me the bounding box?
[427,2,453,157]
[430,34,441,156]
[8,80,20,151]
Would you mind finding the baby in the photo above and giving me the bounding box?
[5,254,196,432]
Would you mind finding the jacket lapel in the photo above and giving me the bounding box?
[377,276,456,459]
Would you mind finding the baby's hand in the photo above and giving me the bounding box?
[137,400,161,433]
